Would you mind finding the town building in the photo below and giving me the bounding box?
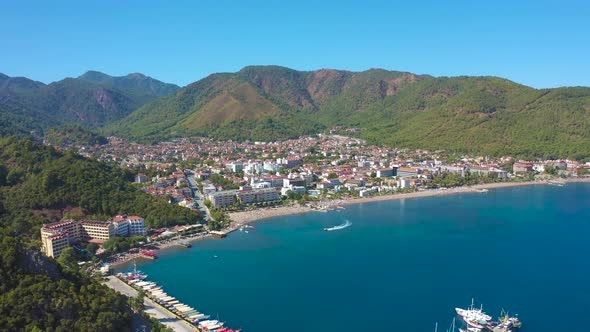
[40,219,78,258]
[281,185,307,196]
[42,233,70,259]
[40,215,144,258]
[135,173,148,183]
[207,190,237,208]
[513,162,534,173]
[376,167,397,178]
[128,216,147,236]
[237,187,280,205]
[112,214,147,236]
[397,167,421,178]
[226,162,244,173]
[202,183,217,195]
[78,221,115,242]
[112,215,130,236]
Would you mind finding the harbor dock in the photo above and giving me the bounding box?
[176,240,192,248]
[117,268,241,332]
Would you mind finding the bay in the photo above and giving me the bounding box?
[118,183,590,332]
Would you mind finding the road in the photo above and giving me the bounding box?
[104,276,197,332]
[187,174,212,222]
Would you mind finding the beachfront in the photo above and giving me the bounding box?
[227,178,590,225]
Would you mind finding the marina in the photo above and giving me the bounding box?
[118,263,241,332]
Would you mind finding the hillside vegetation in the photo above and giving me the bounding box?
[0,237,131,331]
[0,138,200,238]
[108,66,590,159]
[0,71,179,136]
[44,124,108,146]
[0,138,200,331]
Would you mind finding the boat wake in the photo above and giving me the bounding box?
[324,220,352,231]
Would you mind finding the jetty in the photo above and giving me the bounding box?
[139,250,157,260]
[176,240,192,248]
[209,230,227,238]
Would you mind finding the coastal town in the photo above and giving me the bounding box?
[45,133,590,242]
[62,134,590,216]
[41,133,590,332]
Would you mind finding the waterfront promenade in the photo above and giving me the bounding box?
[104,276,198,332]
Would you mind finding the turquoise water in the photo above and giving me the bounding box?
[119,184,590,332]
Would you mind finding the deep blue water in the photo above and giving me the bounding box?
[118,183,590,332]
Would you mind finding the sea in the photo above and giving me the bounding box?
[117,183,590,332]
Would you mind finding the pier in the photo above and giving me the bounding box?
[209,230,227,238]
[176,240,192,248]
[139,249,157,259]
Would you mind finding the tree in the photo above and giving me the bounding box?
[57,247,78,271]
[544,165,558,175]
[328,173,338,179]
[130,293,145,313]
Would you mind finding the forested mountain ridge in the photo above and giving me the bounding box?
[107,66,590,159]
[78,70,180,97]
[106,66,428,143]
[0,71,180,137]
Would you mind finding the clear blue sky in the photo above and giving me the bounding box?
[1,0,589,88]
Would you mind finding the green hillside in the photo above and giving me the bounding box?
[0,138,200,331]
[0,138,200,237]
[43,124,108,146]
[108,66,590,159]
[0,71,180,135]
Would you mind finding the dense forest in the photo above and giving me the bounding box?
[0,237,131,331]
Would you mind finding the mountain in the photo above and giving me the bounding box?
[79,70,179,97]
[0,71,180,136]
[108,65,590,159]
[106,66,427,143]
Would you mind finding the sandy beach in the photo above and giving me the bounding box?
[228,178,590,225]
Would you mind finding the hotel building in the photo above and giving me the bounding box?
[40,215,145,258]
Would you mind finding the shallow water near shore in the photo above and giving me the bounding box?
[118,183,590,332]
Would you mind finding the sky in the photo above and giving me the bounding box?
[1,0,589,88]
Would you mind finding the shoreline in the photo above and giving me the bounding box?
[110,177,590,269]
[227,177,590,226]
[107,232,212,268]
